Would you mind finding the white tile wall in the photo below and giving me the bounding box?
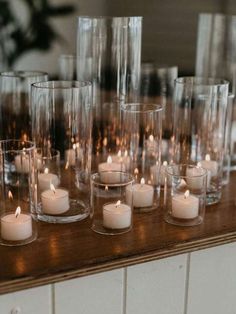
[187,242,236,314]
[126,254,187,314]
[54,269,124,314]
[0,285,51,314]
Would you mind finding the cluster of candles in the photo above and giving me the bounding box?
[0,138,218,242]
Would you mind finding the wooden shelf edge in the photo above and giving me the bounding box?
[1,229,236,295]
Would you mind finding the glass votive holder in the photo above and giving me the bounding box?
[164,164,207,227]
[0,140,37,246]
[90,171,134,235]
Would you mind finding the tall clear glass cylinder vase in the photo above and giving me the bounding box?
[31,81,92,223]
[172,77,229,205]
[77,16,142,166]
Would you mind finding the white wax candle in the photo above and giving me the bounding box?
[186,167,206,190]
[199,155,218,177]
[15,155,30,173]
[38,173,60,191]
[103,201,131,229]
[110,150,131,171]
[172,190,199,219]
[99,156,125,184]
[126,178,154,208]
[1,211,32,241]
[41,188,69,215]
[150,161,167,186]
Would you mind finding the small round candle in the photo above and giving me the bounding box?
[38,171,60,191]
[15,154,30,173]
[103,201,131,229]
[150,161,167,186]
[172,190,199,219]
[99,156,125,184]
[199,154,218,177]
[126,178,154,208]
[186,166,206,190]
[1,207,32,241]
[41,187,69,215]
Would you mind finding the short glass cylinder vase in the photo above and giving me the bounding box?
[90,172,134,235]
[0,71,48,140]
[31,81,92,223]
[121,103,163,212]
[164,164,207,227]
[0,140,37,246]
[172,77,229,205]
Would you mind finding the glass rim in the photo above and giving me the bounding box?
[0,140,35,153]
[91,171,134,187]
[78,15,142,20]
[166,164,208,178]
[31,80,91,90]
[121,103,163,113]
[175,76,229,87]
[0,71,48,78]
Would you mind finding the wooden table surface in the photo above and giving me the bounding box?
[0,172,236,295]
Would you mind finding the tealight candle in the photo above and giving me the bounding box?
[186,166,206,190]
[103,200,131,229]
[15,154,30,173]
[1,207,32,241]
[172,190,199,219]
[99,156,125,184]
[41,185,69,215]
[150,161,167,186]
[126,178,154,208]
[199,154,218,177]
[38,168,60,191]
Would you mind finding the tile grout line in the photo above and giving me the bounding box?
[122,267,127,314]
[184,253,191,314]
[51,284,56,314]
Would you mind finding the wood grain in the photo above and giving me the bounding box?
[0,173,236,295]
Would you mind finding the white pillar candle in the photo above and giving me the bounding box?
[186,166,206,190]
[38,169,60,191]
[1,207,32,241]
[150,161,167,186]
[172,190,199,219]
[103,200,131,229]
[99,156,125,184]
[126,178,154,208]
[41,187,69,215]
[15,154,30,173]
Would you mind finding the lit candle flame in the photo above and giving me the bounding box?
[103,137,108,146]
[141,178,145,185]
[117,150,122,157]
[73,143,76,150]
[184,190,190,199]
[124,150,128,157]
[149,135,154,142]
[15,206,21,218]
[105,186,108,191]
[44,168,49,174]
[205,154,210,161]
[115,200,121,207]
[107,156,112,164]
[8,190,13,200]
[134,168,139,175]
[50,183,56,194]
[163,161,168,166]
[197,162,201,168]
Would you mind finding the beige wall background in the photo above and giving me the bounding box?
[13,0,236,75]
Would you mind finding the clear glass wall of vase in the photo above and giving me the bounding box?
[120,103,163,212]
[58,54,76,80]
[0,140,37,246]
[31,81,92,223]
[77,16,142,169]
[0,71,48,140]
[172,77,229,205]
[140,63,178,162]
